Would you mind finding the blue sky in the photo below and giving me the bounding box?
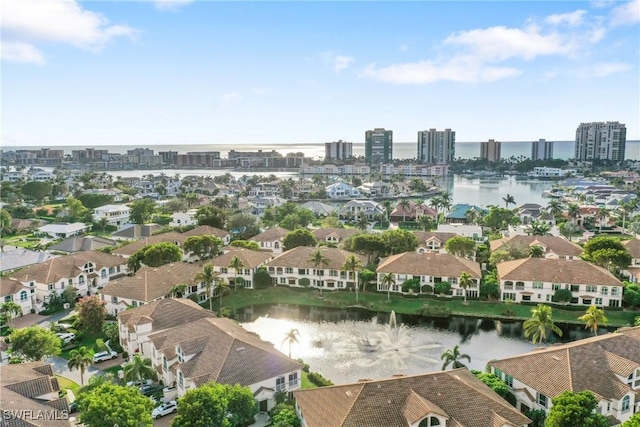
[2,0,639,147]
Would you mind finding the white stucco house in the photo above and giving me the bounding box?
[93,204,131,227]
[169,209,198,227]
[326,182,361,199]
[37,223,91,239]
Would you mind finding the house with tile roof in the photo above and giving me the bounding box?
[1,277,33,315]
[10,251,128,308]
[118,298,302,412]
[376,252,481,298]
[312,228,358,246]
[515,203,555,225]
[436,224,485,243]
[208,248,273,289]
[0,361,72,426]
[390,201,437,223]
[294,368,531,427]
[623,239,640,266]
[412,231,458,254]
[249,226,290,254]
[111,231,186,258]
[182,225,232,246]
[48,235,117,254]
[0,248,57,274]
[490,235,583,260]
[36,222,91,239]
[496,258,624,307]
[488,327,640,426]
[100,263,206,315]
[265,246,365,291]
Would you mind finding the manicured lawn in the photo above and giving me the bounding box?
[301,371,316,389]
[59,332,106,360]
[56,375,81,395]
[219,287,637,327]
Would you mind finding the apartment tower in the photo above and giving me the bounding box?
[417,128,456,164]
[480,139,501,162]
[531,139,554,160]
[325,140,353,161]
[575,121,626,161]
[365,128,393,165]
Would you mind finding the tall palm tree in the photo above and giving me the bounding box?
[0,302,22,328]
[281,329,300,358]
[418,215,432,231]
[356,214,369,231]
[595,208,609,233]
[309,249,330,294]
[458,272,473,304]
[546,200,564,219]
[529,245,544,258]
[440,345,471,370]
[567,204,580,223]
[342,255,363,303]
[429,196,442,225]
[67,346,94,386]
[382,200,392,221]
[502,193,516,209]
[398,199,411,222]
[228,256,245,293]
[123,354,157,385]
[527,221,551,236]
[523,304,563,345]
[381,272,396,302]
[98,216,109,233]
[195,263,216,311]
[216,278,230,307]
[578,305,608,336]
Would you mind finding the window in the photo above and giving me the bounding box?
[84,262,94,273]
[601,287,608,296]
[537,393,547,408]
[502,292,516,301]
[533,282,543,289]
[288,372,298,387]
[79,276,85,285]
[178,372,184,388]
[504,281,514,290]
[298,268,306,275]
[20,290,27,301]
[4,295,12,303]
[418,418,440,427]
[177,346,184,363]
[570,285,580,292]
[595,298,603,305]
[285,267,293,274]
[111,296,118,303]
[68,279,73,286]
[586,285,597,293]
[48,283,55,291]
[505,374,513,387]
[101,269,107,278]
[552,283,561,291]
[276,376,285,392]
[611,287,619,296]
[109,266,115,274]
[493,368,503,379]
[622,396,630,412]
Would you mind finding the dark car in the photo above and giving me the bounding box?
[139,383,164,396]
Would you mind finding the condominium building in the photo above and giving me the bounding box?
[324,140,353,161]
[417,128,455,164]
[531,138,554,160]
[480,139,501,162]
[365,128,393,165]
[575,121,626,161]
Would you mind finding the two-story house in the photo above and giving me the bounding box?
[490,235,583,260]
[250,226,290,254]
[0,277,33,315]
[92,204,131,227]
[326,182,361,200]
[376,252,481,298]
[169,209,198,227]
[36,222,91,239]
[209,248,273,289]
[390,202,437,222]
[496,258,624,307]
[338,200,384,221]
[252,196,287,216]
[413,232,458,254]
[488,327,640,426]
[311,228,358,247]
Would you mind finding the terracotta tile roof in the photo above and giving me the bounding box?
[623,239,640,258]
[149,317,302,387]
[489,328,640,401]
[312,228,359,241]
[294,369,531,427]
[249,226,290,242]
[496,258,623,286]
[209,249,273,269]
[413,231,458,246]
[490,235,583,257]
[118,298,214,333]
[0,277,26,297]
[182,225,230,239]
[376,252,481,278]
[101,263,203,302]
[112,231,185,256]
[265,247,365,271]
[11,251,127,284]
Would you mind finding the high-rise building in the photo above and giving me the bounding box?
[417,128,455,164]
[575,121,626,161]
[531,139,554,160]
[480,139,501,162]
[325,140,353,161]
[365,128,393,165]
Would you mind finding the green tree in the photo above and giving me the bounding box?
[458,271,474,303]
[77,193,115,209]
[283,228,317,250]
[381,271,396,302]
[129,198,156,224]
[347,233,386,265]
[380,229,418,255]
[546,390,608,427]
[553,288,573,304]
[526,221,551,236]
[355,214,369,231]
[228,213,261,239]
[0,302,23,328]
[65,196,89,222]
[0,209,13,237]
[21,181,52,202]
[230,240,261,250]
[529,245,544,258]
[123,354,157,384]
[253,266,272,289]
[9,326,61,361]
[502,193,515,209]
[127,251,144,274]
[101,322,120,346]
[480,270,500,300]
[281,328,300,358]
[523,304,563,345]
[77,382,154,427]
[132,242,183,268]
[578,305,608,336]
[271,403,301,427]
[582,236,632,272]
[184,235,223,261]
[228,255,246,293]
[445,236,476,258]
[471,371,509,398]
[215,278,230,307]
[483,207,519,231]
[195,263,217,311]
[418,215,434,231]
[434,281,452,295]
[560,221,582,241]
[342,255,363,303]
[622,413,640,427]
[195,205,227,229]
[171,382,256,427]
[440,344,471,370]
[67,346,94,385]
[76,295,107,334]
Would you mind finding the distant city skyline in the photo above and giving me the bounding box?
[2,1,639,147]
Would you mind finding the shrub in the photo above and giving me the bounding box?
[307,372,333,387]
[434,281,452,296]
[299,278,310,287]
[417,306,451,318]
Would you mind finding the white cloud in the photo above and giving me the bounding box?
[333,55,354,73]
[544,10,587,26]
[2,0,135,55]
[588,62,633,77]
[149,0,194,12]
[610,0,640,26]
[1,41,45,65]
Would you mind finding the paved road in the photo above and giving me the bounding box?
[47,355,106,385]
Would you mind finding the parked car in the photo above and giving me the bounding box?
[93,350,118,363]
[140,383,164,396]
[55,333,76,345]
[152,400,177,419]
[68,401,78,413]
[126,378,153,387]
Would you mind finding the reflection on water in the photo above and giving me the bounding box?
[239,304,614,385]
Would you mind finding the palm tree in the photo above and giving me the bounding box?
[418,215,432,231]
[342,255,363,303]
[440,345,471,370]
[381,272,396,302]
[523,304,563,345]
[98,216,109,233]
[595,208,609,233]
[67,346,94,386]
[458,272,473,304]
[168,284,187,298]
[526,221,551,236]
[578,305,608,336]
[546,200,564,219]
[215,278,230,307]
[195,263,216,311]
[398,199,411,222]
[560,222,581,242]
[382,200,392,221]
[123,354,157,385]
[0,302,22,328]
[529,245,544,258]
[228,256,245,293]
[356,214,369,231]
[185,193,199,208]
[281,329,300,358]
[567,204,580,223]
[309,249,330,294]
[502,193,516,209]
[429,196,442,225]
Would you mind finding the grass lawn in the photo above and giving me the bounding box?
[56,375,81,396]
[59,332,108,360]
[301,371,317,389]
[218,287,637,327]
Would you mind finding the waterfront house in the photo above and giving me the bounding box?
[248,183,281,198]
[0,277,33,315]
[515,203,554,225]
[169,209,198,227]
[390,201,437,222]
[412,231,458,254]
[208,248,273,289]
[312,228,358,246]
[100,263,205,315]
[265,246,364,290]
[253,196,287,216]
[11,251,128,307]
[326,182,361,199]
[36,222,91,239]
[250,226,290,254]
[93,204,131,227]
[444,204,486,224]
[118,299,302,411]
[338,200,384,221]
[496,258,624,307]
[357,181,394,198]
[490,235,583,260]
[488,327,640,426]
[376,252,481,298]
[294,369,531,427]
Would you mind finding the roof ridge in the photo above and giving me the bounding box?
[566,348,573,390]
[338,382,366,427]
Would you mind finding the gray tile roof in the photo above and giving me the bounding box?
[49,235,116,253]
[0,249,58,273]
[112,231,185,256]
[111,223,163,240]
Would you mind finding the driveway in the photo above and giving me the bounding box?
[10,308,74,329]
[47,355,105,385]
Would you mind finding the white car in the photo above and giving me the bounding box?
[126,379,153,387]
[55,333,76,345]
[152,401,177,419]
[92,350,118,363]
